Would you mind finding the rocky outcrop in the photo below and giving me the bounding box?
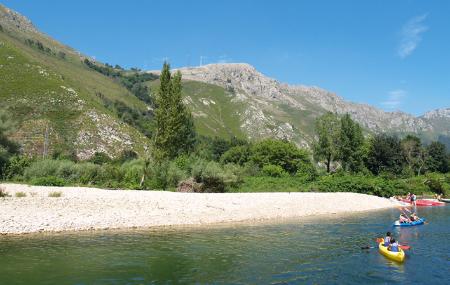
[0,4,39,34]
[422,108,450,120]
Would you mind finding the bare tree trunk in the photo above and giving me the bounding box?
[326,153,331,173]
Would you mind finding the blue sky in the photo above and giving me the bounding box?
[2,0,449,115]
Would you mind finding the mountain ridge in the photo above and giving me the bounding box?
[1,4,449,157]
[149,62,447,146]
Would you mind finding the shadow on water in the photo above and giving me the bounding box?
[0,206,449,284]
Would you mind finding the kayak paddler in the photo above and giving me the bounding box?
[383,232,392,246]
[388,238,399,252]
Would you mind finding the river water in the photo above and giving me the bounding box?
[1,206,449,284]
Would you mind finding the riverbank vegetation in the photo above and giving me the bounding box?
[1,64,449,197]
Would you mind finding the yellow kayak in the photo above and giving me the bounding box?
[378,242,405,262]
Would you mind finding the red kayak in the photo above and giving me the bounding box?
[399,198,445,206]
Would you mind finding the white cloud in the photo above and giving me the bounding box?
[398,14,428,58]
[381,89,407,109]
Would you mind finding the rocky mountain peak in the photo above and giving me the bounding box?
[166,63,439,135]
[178,63,280,94]
[0,4,38,33]
[422,108,450,120]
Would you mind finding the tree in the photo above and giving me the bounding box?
[365,134,404,175]
[0,109,20,178]
[152,63,196,161]
[313,112,340,172]
[426,141,449,173]
[250,139,311,174]
[220,145,251,165]
[401,135,427,175]
[338,114,364,172]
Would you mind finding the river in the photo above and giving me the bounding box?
[1,205,449,284]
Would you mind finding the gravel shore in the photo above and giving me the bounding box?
[0,183,397,235]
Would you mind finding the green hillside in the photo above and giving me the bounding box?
[0,3,250,160]
[0,7,150,159]
[147,80,246,139]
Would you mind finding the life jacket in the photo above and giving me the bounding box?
[390,242,399,252]
[384,236,391,246]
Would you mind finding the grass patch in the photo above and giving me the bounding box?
[15,191,27,197]
[30,176,66,186]
[230,176,309,192]
[48,191,62,197]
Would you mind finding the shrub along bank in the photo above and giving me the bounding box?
[1,139,449,197]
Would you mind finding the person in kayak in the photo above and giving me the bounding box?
[388,238,399,252]
[410,213,420,221]
[399,213,410,223]
[384,232,392,246]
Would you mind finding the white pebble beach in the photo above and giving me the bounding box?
[0,183,398,235]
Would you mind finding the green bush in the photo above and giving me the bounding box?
[241,161,261,176]
[232,176,307,192]
[220,145,250,165]
[144,161,169,190]
[88,152,111,165]
[222,163,243,187]
[115,150,139,163]
[296,162,318,182]
[30,176,66,186]
[424,173,447,195]
[191,160,241,192]
[167,162,187,188]
[174,154,189,170]
[262,164,287,177]
[312,175,403,197]
[393,176,423,195]
[120,159,145,189]
[97,164,124,188]
[74,162,101,185]
[2,155,33,180]
[55,160,78,180]
[251,139,310,174]
[24,159,63,180]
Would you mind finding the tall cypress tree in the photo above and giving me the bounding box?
[152,63,196,161]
